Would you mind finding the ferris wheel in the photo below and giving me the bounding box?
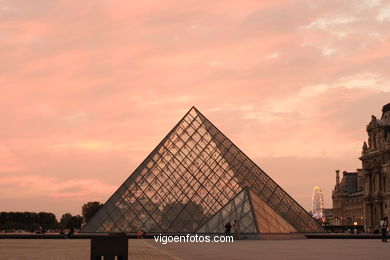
[312,186,324,220]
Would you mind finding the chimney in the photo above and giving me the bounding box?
[336,170,340,186]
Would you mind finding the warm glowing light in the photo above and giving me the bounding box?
[312,186,324,219]
[1,0,389,219]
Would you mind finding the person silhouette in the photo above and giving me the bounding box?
[233,219,240,240]
[225,222,232,236]
[380,217,388,242]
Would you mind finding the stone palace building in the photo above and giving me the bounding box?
[333,103,390,232]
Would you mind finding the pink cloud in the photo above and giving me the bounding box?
[0,144,24,172]
[0,175,116,199]
[0,0,389,215]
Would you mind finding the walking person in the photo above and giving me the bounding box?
[225,222,232,236]
[136,229,144,239]
[233,219,240,240]
[380,217,388,242]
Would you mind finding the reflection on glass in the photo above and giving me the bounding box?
[82,107,323,234]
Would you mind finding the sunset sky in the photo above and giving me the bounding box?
[1,0,389,219]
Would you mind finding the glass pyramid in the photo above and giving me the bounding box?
[197,188,257,233]
[82,107,323,234]
[197,188,297,234]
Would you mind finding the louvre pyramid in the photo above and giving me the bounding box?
[197,188,258,234]
[197,188,298,235]
[82,107,323,234]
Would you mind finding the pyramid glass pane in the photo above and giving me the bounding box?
[248,190,297,233]
[196,110,323,233]
[197,189,257,233]
[82,107,323,234]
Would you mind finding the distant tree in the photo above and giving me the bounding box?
[0,211,58,231]
[61,213,73,228]
[161,201,205,232]
[60,213,82,229]
[68,215,82,229]
[37,212,57,229]
[82,202,103,223]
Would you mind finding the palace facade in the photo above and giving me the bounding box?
[332,170,364,226]
[361,103,390,231]
[333,103,390,232]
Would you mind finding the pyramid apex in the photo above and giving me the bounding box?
[82,105,323,234]
[189,106,199,112]
[184,106,201,118]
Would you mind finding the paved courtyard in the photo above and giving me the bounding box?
[1,239,390,260]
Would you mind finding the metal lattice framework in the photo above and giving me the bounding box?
[82,107,323,234]
[312,186,324,219]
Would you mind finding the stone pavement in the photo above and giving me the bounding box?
[1,239,390,260]
[149,239,390,260]
[0,239,177,260]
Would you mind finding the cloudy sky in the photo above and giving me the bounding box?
[1,0,389,219]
